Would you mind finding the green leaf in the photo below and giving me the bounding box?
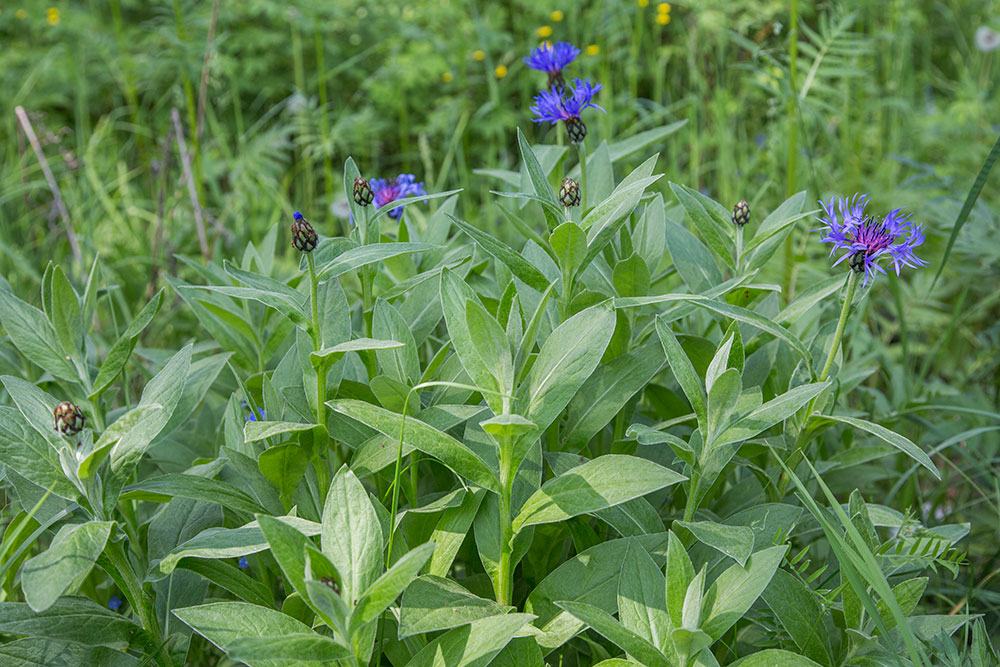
[405,612,536,667]
[226,633,352,663]
[700,545,788,640]
[329,400,500,493]
[675,520,754,567]
[815,414,940,479]
[257,444,309,505]
[550,221,588,278]
[350,542,435,634]
[655,317,706,430]
[613,252,651,298]
[90,290,163,398]
[669,182,735,269]
[428,488,485,577]
[0,407,75,498]
[665,531,695,629]
[0,638,141,667]
[663,218,723,292]
[713,382,830,448]
[517,129,559,203]
[524,301,617,434]
[875,577,928,633]
[686,300,813,370]
[49,266,81,359]
[617,541,671,651]
[399,575,513,638]
[729,649,823,667]
[761,570,834,665]
[370,189,463,224]
[512,455,686,532]
[122,474,266,516]
[440,268,503,413]
[316,243,438,281]
[322,465,384,603]
[465,298,514,394]
[556,600,670,667]
[178,558,275,609]
[449,214,551,292]
[174,601,325,667]
[0,291,78,382]
[373,299,421,384]
[0,597,143,649]
[243,421,315,443]
[22,521,113,612]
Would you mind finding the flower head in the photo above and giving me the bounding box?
[816,194,928,285]
[976,26,1000,52]
[54,402,85,436]
[353,177,374,206]
[108,596,124,612]
[370,174,425,219]
[524,41,581,91]
[46,7,60,25]
[238,556,249,569]
[530,78,605,142]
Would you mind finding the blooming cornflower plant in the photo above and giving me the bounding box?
[524,41,581,91]
[370,174,425,219]
[817,193,928,286]
[530,78,605,143]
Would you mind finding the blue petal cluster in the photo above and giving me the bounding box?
[530,79,605,125]
[108,596,123,612]
[238,556,249,569]
[523,41,581,75]
[816,194,928,285]
[370,174,426,219]
[240,399,265,423]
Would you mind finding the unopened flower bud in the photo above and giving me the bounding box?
[732,199,750,227]
[353,177,374,207]
[848,250,867,275]
[290,211,318,253]
[565,117,587,143]
[559,178,581,207]
[54,401,85,436]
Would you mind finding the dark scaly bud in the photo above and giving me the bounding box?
[732,199,750,227]
[290,211,318,253]
[353,177,374,207]
[848,250,867,275]
[559,178,581,207]
[54,401,85,436]
[565,116,587,143]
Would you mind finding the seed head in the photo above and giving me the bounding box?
[290,212,318,253]
[732,199,750,227]
[54,401,85,436]
[353,178,374,206]
[559,178,581,207]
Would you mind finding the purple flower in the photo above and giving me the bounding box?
[530,78,605,125]
[816,194,928,285]
[370,174,425,219]
[108,596,123,612]
[524,41,581,90]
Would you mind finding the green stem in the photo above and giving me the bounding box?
[307,253,324,424]
[497,430,515,606]
[776,270,858,498]
[735,224,744,274]
[576,140,588,211]
[683,470,701,522]
[103,540,171,667]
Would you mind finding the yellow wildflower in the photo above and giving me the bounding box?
[16,9,28,19]
[657,2,671,12]
[656,12,670,25]
[473,49,486,61]
[46,7,60,25]
[442,71,454,83]
[586,44,600,56]
[495,64,508,78]
[638,0,649,7]
[537,25,552,38]
[550,10,564,22]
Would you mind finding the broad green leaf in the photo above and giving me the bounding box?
[666,531,695,629]
[524,301,616,434]
[729,649,823,666]
[329,399,500,493]
[399,575,513,638]
[440,268,503,413]
[244,421,315,443]
[0,406,75,498]
[465,299,514,395]
[227,633,351,663]
[322,465,383,603]
[428,489,486,577]
[713,382,830,448]
[512,455,686,532]
[669,182,735,269]
[22,521,113,612]
[655,317,707,429]
[405,612,535,667]
[121,474,266,516]
[0,291,78,382]
[613,252,651,298]
[174,601,325,667]
[0,638,140,667]
[178,558,275,609]
[816,414,940,479]
[0,597,143,649]
[316,243,438,281]
[676,520,754,567]
[257,444,309,505]
[745,191,809,251]
[761,570,834,665]
[701,545,788,640]
[663,218,723,292]
[556,600,670,667]
[310,337,404,364]
[617,541,670,650]
[256,514,312,604]
[706,368,742,445]
[875,577,928,633]
[550,221,588,278]
[350,543,435,633]
[91,289,164,398]
[374,299,420,385]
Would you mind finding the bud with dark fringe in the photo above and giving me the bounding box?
[559,178,581,207]
[54,401,85,436]
[353,178,374,207]
[732,200,750,227]
[291,212,318,253]
[565,117,587,143]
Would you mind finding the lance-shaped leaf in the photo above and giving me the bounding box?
[815,414,939,479]
[316,243,439,281]
[405,612,536,667]
[349,542,435,635]
[556,600,670,667]
[227,633,352,663]
[449,214,551,292]
[22,521,114,612]
[512,455,685,533]
[90,289,163,398]
[655,317,706,430]
[322,466,383,604]
[329,400,500,493]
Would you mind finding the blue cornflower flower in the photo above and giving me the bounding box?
[108,596,123,612]
[238,556,249,570]
[370,175,425,219]
[524,41,581,90]
[816,194,928,285]
[530,78,605,142]
[240,399,265,423]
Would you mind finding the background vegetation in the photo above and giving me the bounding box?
[1,0,999,665]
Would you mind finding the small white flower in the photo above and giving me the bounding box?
[975,26,1000,52]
